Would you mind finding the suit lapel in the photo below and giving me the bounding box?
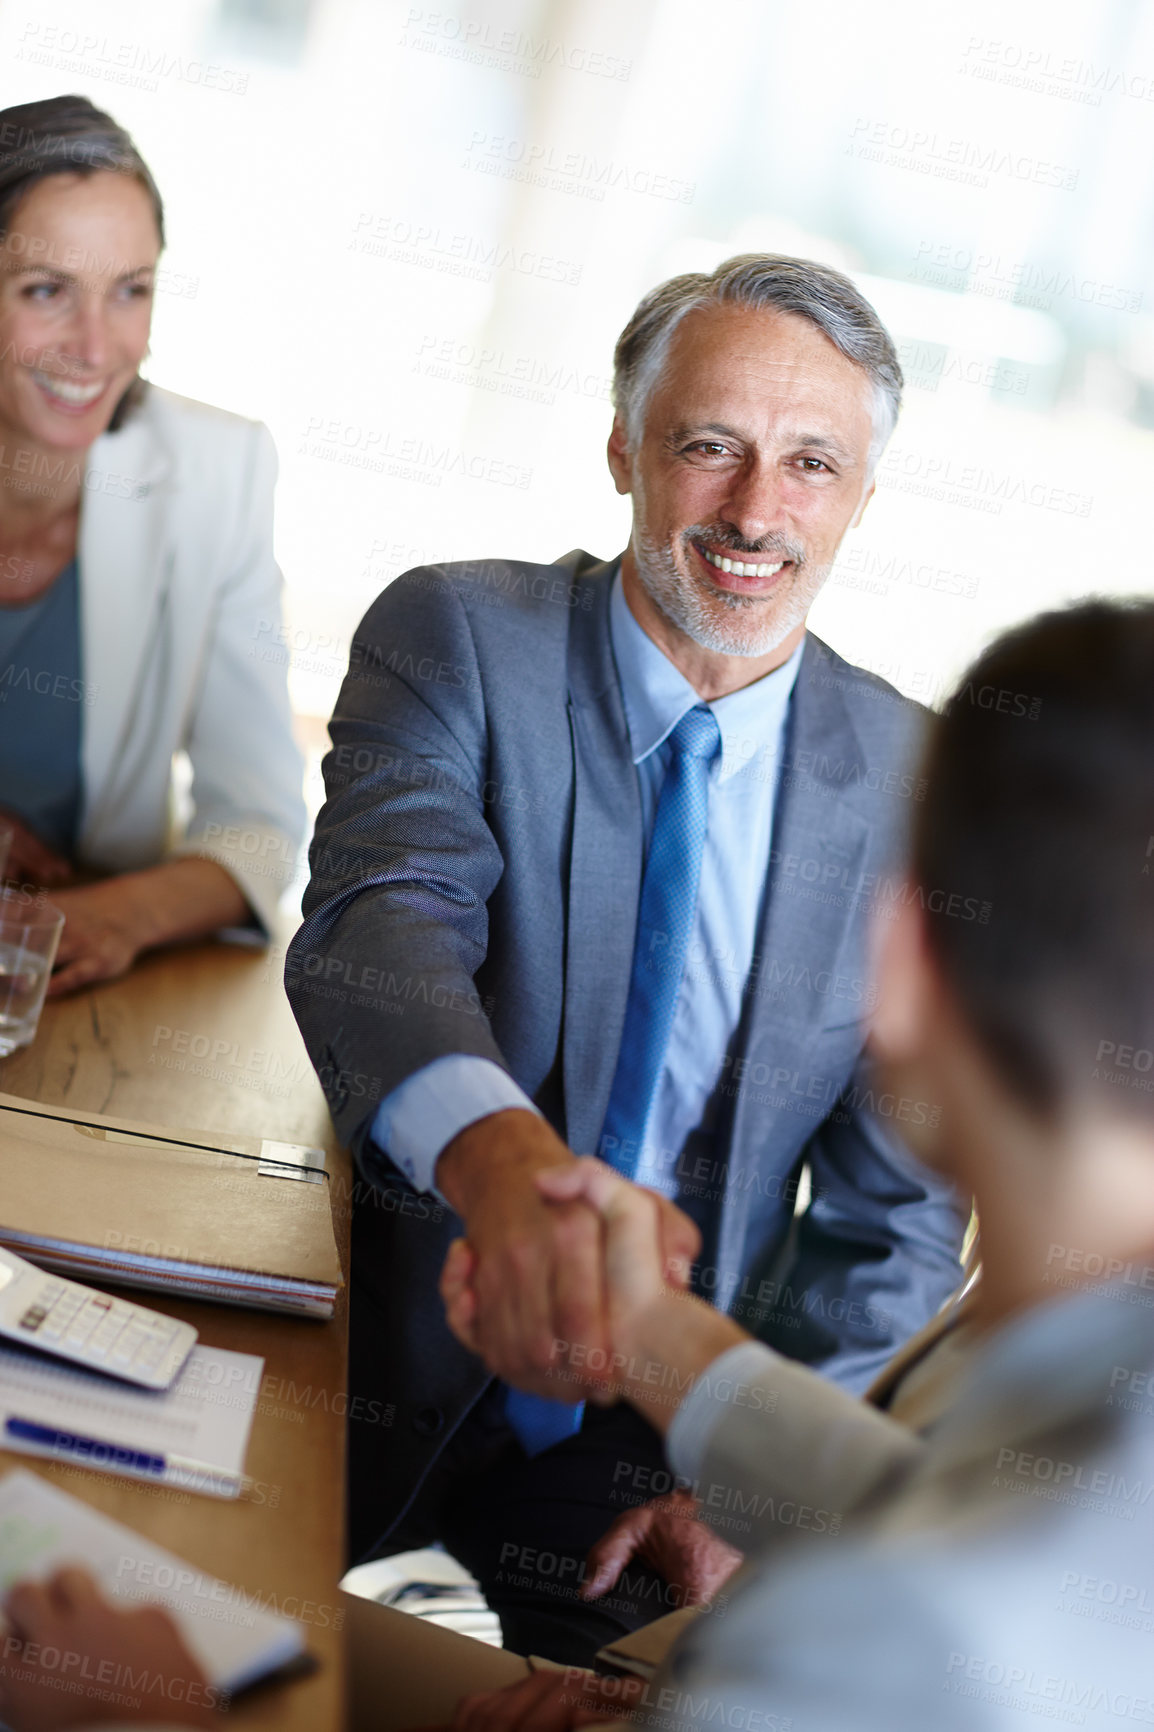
[78,397,176,840]
[715,635,872,1274]
[562,560,643,1155]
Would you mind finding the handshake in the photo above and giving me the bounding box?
[435,1109,746,1428]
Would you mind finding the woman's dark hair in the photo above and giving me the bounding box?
[0,95,164,431]
[914,599,1154,1119]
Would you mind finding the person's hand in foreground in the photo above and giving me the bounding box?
[582,1489,743,1606]
[436,1119,701,1402]
[415,1663,645,1732]
[0,1566,218,1729]
[440,1155,746,1426]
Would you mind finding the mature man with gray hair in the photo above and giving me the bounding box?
[289,254,966,1663]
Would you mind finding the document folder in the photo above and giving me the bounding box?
[0,1093,342,1317]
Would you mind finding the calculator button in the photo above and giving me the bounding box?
[18,1306,46,1331]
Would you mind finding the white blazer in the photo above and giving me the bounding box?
[76,385,306,935]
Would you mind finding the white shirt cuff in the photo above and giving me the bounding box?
[370,1055,540,1195]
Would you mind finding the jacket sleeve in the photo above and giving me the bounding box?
[171,420,306,935]
[750,1051,968,1392]
[285,572,511,1156]
[666,1340,920,1555]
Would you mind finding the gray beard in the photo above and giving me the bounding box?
[633,529,819,659]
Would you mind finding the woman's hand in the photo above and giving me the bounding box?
[46,881,144,995]
[0,812,74,891]
[0,1566,219,1728]
[46,858,250,996]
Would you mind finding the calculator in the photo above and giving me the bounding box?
[0,1247,197,1390]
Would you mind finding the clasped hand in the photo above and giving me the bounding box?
[437,1127,701,1407]
[437,1152,747,1732]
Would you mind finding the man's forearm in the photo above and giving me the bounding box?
[371,1059,540,1195]
[435,1108,576,1216]
[608,1292,748,1436]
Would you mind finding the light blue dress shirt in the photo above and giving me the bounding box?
[371,570,803,1198]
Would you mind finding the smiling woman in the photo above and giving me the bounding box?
[0,95,305,998]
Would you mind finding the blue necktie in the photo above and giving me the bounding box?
[506,704,722,1456]
[600,704,722,1176]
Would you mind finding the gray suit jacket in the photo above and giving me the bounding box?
[287,551,966,1555]
[657,1285,1154,1730]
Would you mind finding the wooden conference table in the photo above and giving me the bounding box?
[0,927,350,1730]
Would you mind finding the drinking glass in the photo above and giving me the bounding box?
[0,889,65,1057]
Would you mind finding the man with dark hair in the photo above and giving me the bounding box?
[289,254,967,1661]
[433,597,1154,1732]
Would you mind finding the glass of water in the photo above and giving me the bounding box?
[0,889,65,1057]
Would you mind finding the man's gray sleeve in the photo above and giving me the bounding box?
[667,1340,920,1553]
[286,577,510,1154]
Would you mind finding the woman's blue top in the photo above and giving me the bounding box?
[0,559,83,856]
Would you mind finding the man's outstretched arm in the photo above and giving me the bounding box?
[288,573,696,1385]
[443,1159,921,1557]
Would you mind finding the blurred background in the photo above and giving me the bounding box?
[4,0,1153,815]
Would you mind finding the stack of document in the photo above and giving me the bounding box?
[0,1470,307,1695]
[0,1339,261,1497]
[0,1094,342,1317]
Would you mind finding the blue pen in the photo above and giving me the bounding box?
[3,1417,246,1493]
[5,1418,165,1473]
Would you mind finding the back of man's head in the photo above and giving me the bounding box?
[914,599,1154,1122]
